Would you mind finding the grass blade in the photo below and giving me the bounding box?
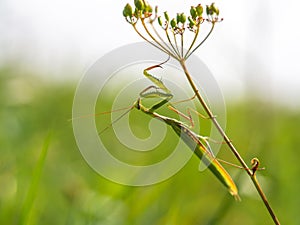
[20,131,52,225]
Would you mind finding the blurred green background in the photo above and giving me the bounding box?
[0,65,299,225]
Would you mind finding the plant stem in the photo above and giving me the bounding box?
[165,29,181,58]
[251,174,281,225]
[179,59,250,175]
[179,59,280,225]
[150,22,178,57]
[185,22,215,60]
[141,19,175,57]
[184,24,200,59]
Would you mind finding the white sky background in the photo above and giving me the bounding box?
[0,0,300,107]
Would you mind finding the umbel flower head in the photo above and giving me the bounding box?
[123,1,222,60]
[123,0,154,23]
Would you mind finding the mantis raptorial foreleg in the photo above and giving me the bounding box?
[142,56,172,95]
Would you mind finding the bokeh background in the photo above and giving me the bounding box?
[1,0,299,224]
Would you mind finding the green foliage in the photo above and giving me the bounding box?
[0,69,298,224]
[20,131,52,225]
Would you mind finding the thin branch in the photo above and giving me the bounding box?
[184,24,200,59]
[172,31,181,58]
[149,22,178,57]
[179,59,251,175]
[181,33,184,58]
[251,174,281,225]
[132,24,168,54]
[185,22,215,59]
[141,19,177,58]
[165,28,181,59]
[179,59,280,225]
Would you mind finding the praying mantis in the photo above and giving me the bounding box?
[100,60,241,200]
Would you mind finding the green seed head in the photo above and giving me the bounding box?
[158,16,163,26]
[181,13,186,23]
[188,16,196,27]
[196,4,203,17]
[177,13,186,24]
[211,3,219,15]
[176,13,181,23]
[144,4,153,13]
[134,0,144,11]
[164,11,170,22]
[134,7,141,18]
[206,4,213,15]
[190,6,197,20]
[170,18,177,28]
[123,3,133,17]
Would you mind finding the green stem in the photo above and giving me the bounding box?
[20,131,52,225]
[185,22,215,60]
[149,22,178,57]
[165,29,181,58]
[132,24,167,54]
[184,24,200,59]
[172,32,181,57]
[179,59,280,225]
[179,60,250,173]
[141,19,177,58]
[251,174,281,225]
[180,33,184,58]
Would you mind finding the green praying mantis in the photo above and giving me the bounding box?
[99,59,241,200]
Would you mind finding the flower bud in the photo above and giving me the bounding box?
[134,7,141,18]
[176,13,181,23]
[177,13,186,24]
[188,16,195,27]
[144,3,152,13]
[123,3,133,17]
[196,4,203,17]
[170,18,177,28]
[211,3,219,15]
[180,13,186,23]
[134,0,144,11]
[158,16,163,26]
[190,6,197,19]
[206,4,213,15]
[164,11,170,22]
